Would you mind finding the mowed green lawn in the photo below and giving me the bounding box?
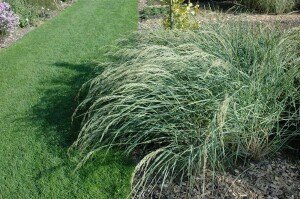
[0,0,138,198]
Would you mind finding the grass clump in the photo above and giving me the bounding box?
[72,23,300,196]
[240,0,297,14]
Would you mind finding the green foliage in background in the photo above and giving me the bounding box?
[4,0,66,27]
[72,23,300,196]
[5,0,39,27]
[241,0,297,14]
[24,0,56,9]
[140,6,168,20]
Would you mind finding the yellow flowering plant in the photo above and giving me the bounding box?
[161,0,200,30]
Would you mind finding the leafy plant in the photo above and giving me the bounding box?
[72,23,300,196]
[0,2,19,34]
[4,0,40,27]
[161,0,199,30]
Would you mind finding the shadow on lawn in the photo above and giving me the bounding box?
[28,61,134,196]
[29,61,98,149]
[28,59,134,160]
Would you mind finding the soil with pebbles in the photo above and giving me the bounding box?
[133,157,300,199]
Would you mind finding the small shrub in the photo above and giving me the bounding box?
[240,0,297,14]
[0,2,19,34]
[162,0,200,30]
[72,23,300,196]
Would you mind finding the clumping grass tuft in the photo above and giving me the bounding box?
[72,23,300,196]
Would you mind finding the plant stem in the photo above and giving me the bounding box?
[169,0,174,29]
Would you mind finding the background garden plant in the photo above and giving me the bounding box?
[4,0,38,27]
[72,22,300,197]
[140,6,168,20]
[162,0,199,29]
[0,2,19,34]
[240,0,297,14]
[3,0,63,27]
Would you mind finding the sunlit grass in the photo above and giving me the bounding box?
[0,0,138,198]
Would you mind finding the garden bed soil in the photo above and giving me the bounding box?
[0,27,34,49]
[139,12,300,30]
[133,157,300,199]
[0,1,72,50]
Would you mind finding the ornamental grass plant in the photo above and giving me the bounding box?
[72,22,300,196]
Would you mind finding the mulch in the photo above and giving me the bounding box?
[133,157,300,199]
